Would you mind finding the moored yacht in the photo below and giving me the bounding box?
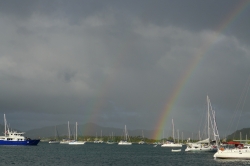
[214,76,250,159]
[161,119,183,148]
[138,130,145,144]
[49,126,60,144]
[161,141,182,147]
[118,125,132,145]
[0,114,40,146]
[185,96,219,152]
[214,142,250,159]
[185,138,217,152]
[68,122,85,145]
[106,132,116,144]
[60,121,72,144]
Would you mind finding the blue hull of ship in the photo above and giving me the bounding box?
[0,139,40,146]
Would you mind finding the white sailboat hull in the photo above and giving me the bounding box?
[214,148,250,159]
[107,141,116,144]
[118,141,132,145]
[171,149,182,152]
[185,146,217,152]
[69,141,85,145]
[60,141,69,144]
[49,141,60,144]
[161,143,182,147]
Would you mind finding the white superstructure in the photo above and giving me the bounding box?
[161,141,182,147]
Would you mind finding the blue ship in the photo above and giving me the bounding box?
[0,114,40,146]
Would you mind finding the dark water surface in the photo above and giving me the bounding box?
[1,142,250,166]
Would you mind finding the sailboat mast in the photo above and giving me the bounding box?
[207,96,210,139]
[240,132,241,143]
[4,114,6,137]
[68,121,70,140]
[199,130,201,140]
[76,122,77,141]
[182,132,183,143]
[172,119,175,142]
[125,125,127,140]
[163,130,164,143]
[54,126,56,139]
[177,129,179,143]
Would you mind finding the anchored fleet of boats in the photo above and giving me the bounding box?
[3,94,250,160]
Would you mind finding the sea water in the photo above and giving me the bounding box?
[1,142,250,166]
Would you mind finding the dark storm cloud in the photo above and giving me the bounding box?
[0,0,249,138]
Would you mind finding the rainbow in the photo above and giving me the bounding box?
[153,0,250,140]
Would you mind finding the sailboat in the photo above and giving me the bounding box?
[60,121,72,144]
[94,130,104,143]
[161,119,182,147]
[118,125,132,145]
[98,130,104,143]
[107,132,116,144]
[94,132,99,143]
[49,126,60,144]
[214,77,250,159]
[138,130,145,144]
[69,122,85,145]
[214,142,250,159]
[185,96,218,152]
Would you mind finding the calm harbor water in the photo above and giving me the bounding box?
[1,142,250,166]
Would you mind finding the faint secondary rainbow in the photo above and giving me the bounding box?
[153,0,250,140]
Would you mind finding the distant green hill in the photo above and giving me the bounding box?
[225,128,250,141]
[25,122,156,139]
[0,123,155,140]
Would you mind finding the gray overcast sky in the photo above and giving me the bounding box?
[0,0,250,138]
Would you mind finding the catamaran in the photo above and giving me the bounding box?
[0,114,40,146]
[118,125,132,145]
